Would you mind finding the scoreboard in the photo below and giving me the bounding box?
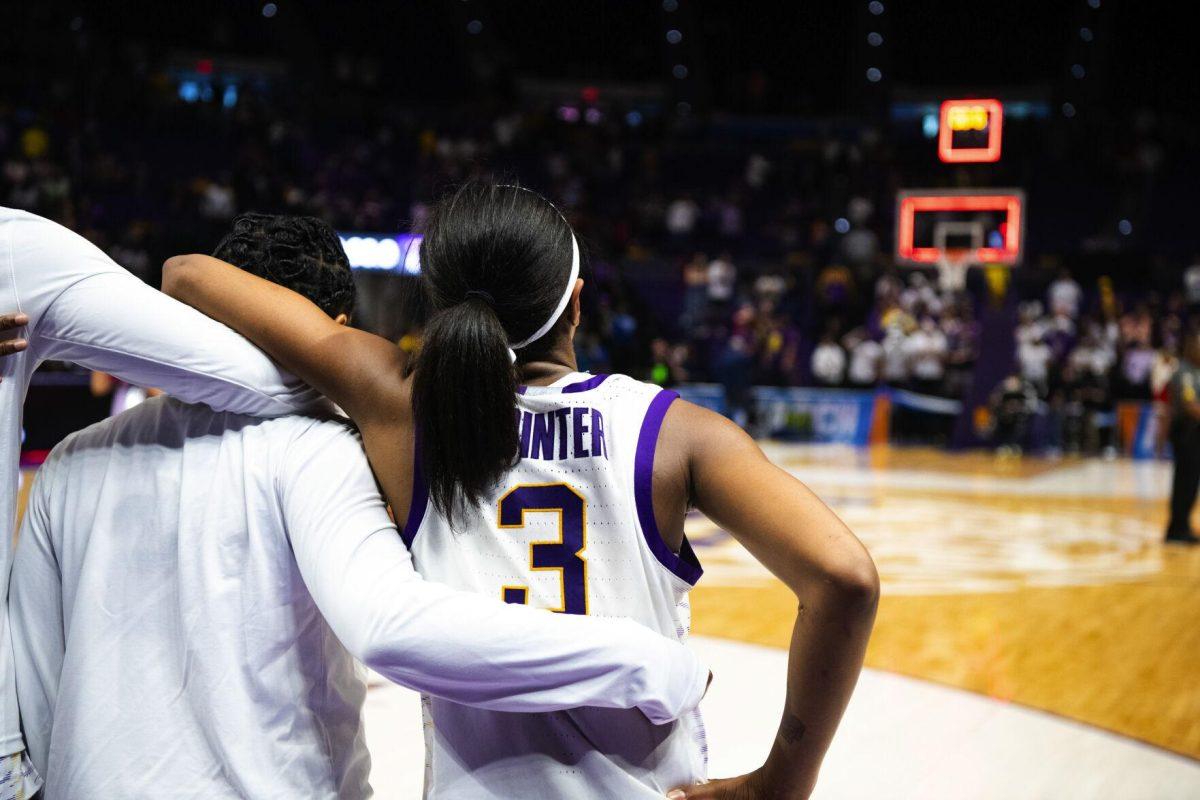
[938,98,1004,163]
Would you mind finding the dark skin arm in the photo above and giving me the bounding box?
[161,254,420,522]
[657,402,878,800]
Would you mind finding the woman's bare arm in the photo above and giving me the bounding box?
[664,401,879,800]
[161,254,407,426]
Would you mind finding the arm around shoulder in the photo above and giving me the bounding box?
[163,253,408,424]
[279,420,709,722]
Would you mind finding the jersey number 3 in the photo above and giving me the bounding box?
[497,483,588,615]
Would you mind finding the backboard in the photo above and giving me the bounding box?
[895,188,1025,267]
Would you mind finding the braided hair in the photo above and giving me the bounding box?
[212,213,356,318]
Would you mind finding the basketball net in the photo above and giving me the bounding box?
[936,248,974,293]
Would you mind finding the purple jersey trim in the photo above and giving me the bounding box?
[517,373,609,396]
[401,430,429,548]
[634,389,703,586]
[562,373,610,393]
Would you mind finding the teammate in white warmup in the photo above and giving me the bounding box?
[0,206,316,797]
[0,211,708,799]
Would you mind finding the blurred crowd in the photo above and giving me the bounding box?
[0,92,896,281]
[655,253,981,393]
[993,267,1200,456]
[3,70,1197,453]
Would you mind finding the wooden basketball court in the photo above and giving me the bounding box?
[14,442,1200,796]
[689,444,1200,760]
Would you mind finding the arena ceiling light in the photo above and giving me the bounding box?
[339,233,422,274]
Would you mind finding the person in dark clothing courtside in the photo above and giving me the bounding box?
[1165,330,1200,544]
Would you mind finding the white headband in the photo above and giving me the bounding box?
[508,233,580,357]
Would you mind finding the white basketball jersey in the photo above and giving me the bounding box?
[404,372,706,799]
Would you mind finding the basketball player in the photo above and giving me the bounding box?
[7,213,709,798]
[0,206,319,799]
[163,182,879,799]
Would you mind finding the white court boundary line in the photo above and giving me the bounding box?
[363,636,1200,799]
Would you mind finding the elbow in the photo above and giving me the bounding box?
[845,555,882,610]
[347,633,399,676]
[834,551,881,612]
[351,613,427,675]
[812,547,880,615]
[357,642,390,674]
[160,255,198,298]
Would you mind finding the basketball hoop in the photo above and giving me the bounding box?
[936,248,974,293]
[894,195,1024,295]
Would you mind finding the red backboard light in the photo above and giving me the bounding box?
[938,99,1003,163]
[895,190,1025,265]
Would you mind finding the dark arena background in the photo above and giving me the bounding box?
[5,1,1199,796]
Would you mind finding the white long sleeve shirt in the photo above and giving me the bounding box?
[0,207,321,764]
[10,398,707,799]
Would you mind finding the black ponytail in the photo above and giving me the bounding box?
[412,181,576,524]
